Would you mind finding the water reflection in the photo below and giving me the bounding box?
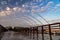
[1,31,31,40]
[0,32,4,40]
[0,31,60,40]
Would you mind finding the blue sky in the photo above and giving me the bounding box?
[0,0,60,27]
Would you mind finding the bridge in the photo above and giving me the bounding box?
[0,22,60,40]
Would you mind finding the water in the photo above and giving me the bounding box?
[0,31,60,40]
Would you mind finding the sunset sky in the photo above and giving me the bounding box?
[0,0,60,27]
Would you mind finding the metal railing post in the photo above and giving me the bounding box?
[33,27,34,40]
[41,26,44,40]
[37,27,38,40]
[30,27,31,40]
[59,23,60,29]
[48,25,52,40]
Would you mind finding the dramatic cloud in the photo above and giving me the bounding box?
[0,9,12,16]
[0,7,28,17]
[0,0,60,27]
[31,6,46,13]
[0,7,11,16]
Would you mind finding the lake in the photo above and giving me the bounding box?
[0,31,60,40]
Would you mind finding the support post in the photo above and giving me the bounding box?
[48,25,52,40]
[37,27,38,40]
[33,27,34,39]
[41,26,44,40]
[30,27,31,39]
[28,28,29,36]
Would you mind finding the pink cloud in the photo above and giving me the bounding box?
[39,7,46,13]
[0,7,27,16]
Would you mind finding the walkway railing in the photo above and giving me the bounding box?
[20,22,60,40]
[0,22,60,40]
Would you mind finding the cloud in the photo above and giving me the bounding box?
[32,5,38,8]
[39,0,42,2]
[33,0,42,2]
[0,7,11,16]
[0,0,32,17]
[6,7,11,11]
[39,7,46,13]
[0,11,11,16]
[31,1,53,13]
[31,6,46,13]
[45,1,54,9]
[56,4,60,7]
[39,1,54,13]
[0,11,6,16]
[31,9,36,13]
[12,7,27,13]
[0,17,40,27]
[1,1,7,5]
[52,4,60,12]
[0,6,27,17]
[47,1,54,6]
[0,0,57,27]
